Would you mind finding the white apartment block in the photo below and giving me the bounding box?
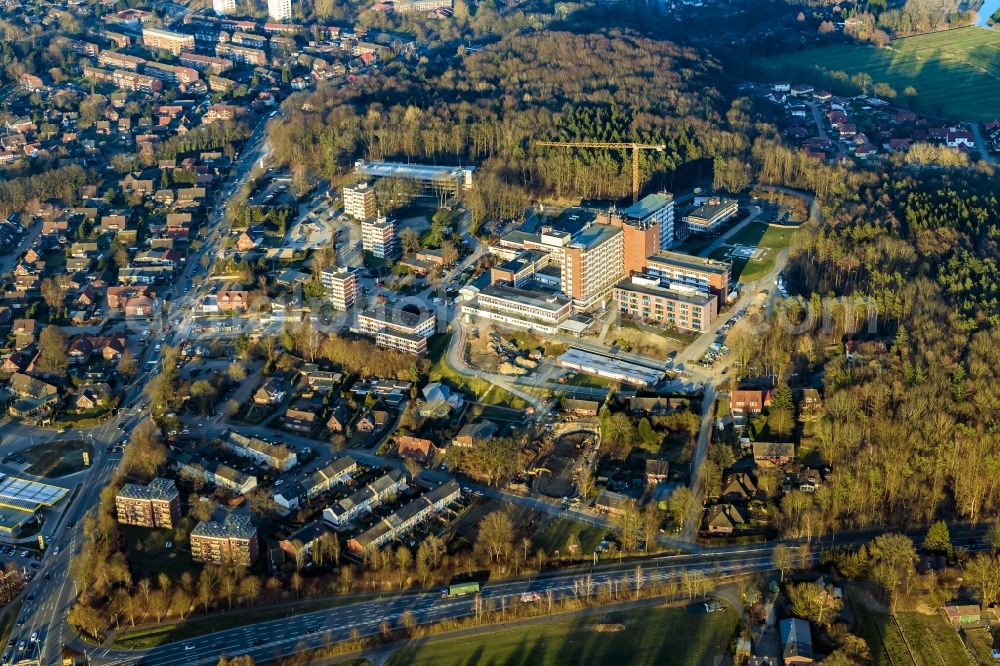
[320,268,358,310]
[267,0,292,20]
[213,0,237,14]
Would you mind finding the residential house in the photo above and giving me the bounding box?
[322,468,407,527]
[779,618,814,665]
[722,473,757,501]
[560,398,600,416]
[356,408,390,432]
[706,503,747,534]
[594,490,634,517]
[730,389,770,421]
[8,372,59,419]
[302,454,358,498]
[325,400,354,433]
[396,435,437,461]
[220,431,298,471]
[73,383,111,411]
[645,459,670,485]
[253,376,288,406]
[752,442,796,466]
[453,420,498,447]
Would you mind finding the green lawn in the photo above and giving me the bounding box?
[531,518,609,556]
[896,611,974,666]
[963,627,997,665]
[121,526,199,583]
[20,439,93,478]
[750,26,1000,121]
[708,222,797,283]
[387,604,738,666]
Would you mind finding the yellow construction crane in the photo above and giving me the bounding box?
[534,140,666,204]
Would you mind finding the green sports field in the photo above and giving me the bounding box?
[751,27,1000,121]
[387,604,739,666]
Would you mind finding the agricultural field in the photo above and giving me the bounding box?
[387,603,738,666]
[751,27,1000,121]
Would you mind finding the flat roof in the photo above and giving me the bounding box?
[0,474,69,511]
[646,250,730,276]
[569,223,620,251]
[614,279,715,307]
[622,192,673,221]
[0,505,33,532]
[557,348,662,387]
[549,207,597,235]
[355,160,473,182]
[688,198,737,221]
[480,284,572,313]
[360,305,435,329]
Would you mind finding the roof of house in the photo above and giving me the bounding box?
[779,618,814,661]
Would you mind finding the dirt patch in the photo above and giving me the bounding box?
[591,623,625,632]
[536,431,595,498]
[604,325,684,360]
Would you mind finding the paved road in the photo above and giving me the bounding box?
[97,546,792,666]
[93,528,992,665]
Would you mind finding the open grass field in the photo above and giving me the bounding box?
[387,604,738,666]
[847,588,974,666]
[708,222,797,283]
[531,517,609,555]
[21,439,92,478]
[751,26,1000,121]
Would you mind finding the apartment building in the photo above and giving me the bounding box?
[190,513,259,566]
[612,275,717,333]
[361,216,397,259]
[461,283,572,334]
[320,268,358,310]
[144,62,200,85]
[179,53,233,74]
[98,51,146,71]
[215,43,267,66]
[643,250,732,302]
[684,197,738,234]
[267,0,292,20]
[552,224,624,311]
[112,70,163,93]
[115,478,180,529]
[221,431,298,471]
[213,0,238,13]
[343,181,377,220]
[356,306,436,355]
[142,27,196,55]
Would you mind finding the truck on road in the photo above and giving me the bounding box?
[442,582,480,597]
